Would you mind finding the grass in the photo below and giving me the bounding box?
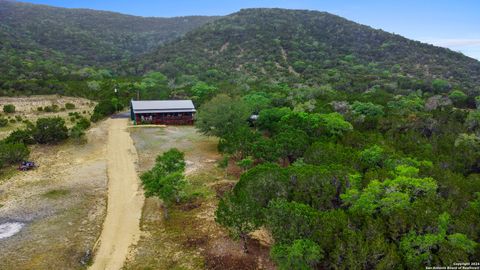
[43,189,70,199]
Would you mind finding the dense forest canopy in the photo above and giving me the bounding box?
[0,0,216,96]
[138,8,480,98]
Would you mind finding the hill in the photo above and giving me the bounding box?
[0,0,216,95]
[139,8,480,96]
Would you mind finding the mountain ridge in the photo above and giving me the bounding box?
[137,8,480,95]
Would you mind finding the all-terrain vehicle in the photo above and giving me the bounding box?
[18,161,37,171]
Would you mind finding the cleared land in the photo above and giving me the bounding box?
[89,119,144,270]
[0,111,108,269]
[0,95,95,139]
[124,126,275,270]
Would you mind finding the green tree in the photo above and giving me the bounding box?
[32,117,69,144]
[351,101,384,118]
[449,90,468,107]
[273,129,309,163]
[243,92,272,113]
[4,129,35,145]
[359,145,386,169]
[0,142,30,165]
[318,113,353,138]
[265,199,321,244]
[215,191,259,253]
[196,94,251,137]
[191,81,217,105]
[257,107,292,133]
[400,213,477,268]
[141,149,186,218]
[271,239,323,270]
[341,165,437,216]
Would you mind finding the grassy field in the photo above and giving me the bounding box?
[126,126,275,270]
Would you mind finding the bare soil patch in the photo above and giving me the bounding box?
[89,119,144,270]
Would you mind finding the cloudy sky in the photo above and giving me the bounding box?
[22,0,480,60]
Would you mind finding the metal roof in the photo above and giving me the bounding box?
[131,100,196,114]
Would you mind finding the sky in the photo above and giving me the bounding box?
[20,0,480,60]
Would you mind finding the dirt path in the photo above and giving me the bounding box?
[90,119,144,270]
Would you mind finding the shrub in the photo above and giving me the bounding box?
[0,142,30,165]
[3,104,15,113]
[70,124,86,143]
[0,118,7,127]
[33,117,69,144]
[43,104,59,113]
[65,103,76,110]
[4,129,35,145]
[90,99,117,122]
[37,107,43,112]
[76,117,91,129]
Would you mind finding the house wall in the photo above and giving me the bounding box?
[134,112,194,125]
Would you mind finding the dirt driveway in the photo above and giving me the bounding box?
[89,118,144,270]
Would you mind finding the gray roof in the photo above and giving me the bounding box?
[131,100,196,114]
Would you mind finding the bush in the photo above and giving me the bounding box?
[65,103,75,110]
[0,142,30,166]
[3,104,15,113]
[70,124,86,143]
[90,99,118,122]
[76,117,91,129]
[43,104,59,113]
[0,118,8,127]
[37,107,44,112]
[4,129,35,145]
[33,117,69,144]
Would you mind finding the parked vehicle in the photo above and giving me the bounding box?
[18,161,37,171]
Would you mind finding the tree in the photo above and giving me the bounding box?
[265,199,321,244]
[4,129,35,145]
[215,191,259,253]
[273,129,309,163]
[318,113,353,138]
[400,213,477,268]
[359,145,386,169]
[351,101,384,118]
[243,92,272,113]
[190,81,217,105]
[136,71,170,100]
[140,148,186,218]
[3,104,15,113]
[432,79,450,93]
[341,165,437,216]
[465,110,480,132]
[271,239,323,270]
[257,107,292,133]
[449,90,468,107]
[0,142,30,165]
[196,94,251,137]
[33,117,68,144]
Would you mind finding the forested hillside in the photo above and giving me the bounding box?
[139,8,480,98]
[0,0,216,96]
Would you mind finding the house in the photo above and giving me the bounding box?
[130,100,196,125]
